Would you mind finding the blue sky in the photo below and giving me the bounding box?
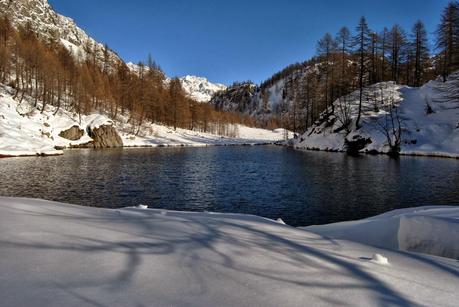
[49,0,450,85]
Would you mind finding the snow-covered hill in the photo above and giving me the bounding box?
[294,75,459,158]
[0,197,458,306]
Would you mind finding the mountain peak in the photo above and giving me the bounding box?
[178,75,226,103]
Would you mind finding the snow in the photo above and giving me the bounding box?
[0,89,62,157]
[0,84,291,157]
[371,254,390,266]
[295,78,459,158]
[179,75,227,103]
[120,123,290,148]
[304,206,459,259]
[0,197,458,306]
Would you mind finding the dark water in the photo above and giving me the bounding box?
[1,146,459,226]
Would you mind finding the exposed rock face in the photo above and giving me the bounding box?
[211,82,257,113]
[87,125,123,149]
[58,125,84,141]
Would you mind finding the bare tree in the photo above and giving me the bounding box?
[376,87,402,155]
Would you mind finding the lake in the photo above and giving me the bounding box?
[1,146,458,226]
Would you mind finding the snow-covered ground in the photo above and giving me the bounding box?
[295,76,459,158]
[0,197,458,306]
[0,85,291,157]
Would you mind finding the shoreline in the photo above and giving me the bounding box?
[0,142,280,159]
[2,143,459,160]
[293,145,459,160]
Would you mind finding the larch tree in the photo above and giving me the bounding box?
[316,33,337,114]
[411,20,430,87]
[436,1,459,81]
[389,24,407,83]
[353,16,372,129]
[336,27,351,96]
[378,27,390,82]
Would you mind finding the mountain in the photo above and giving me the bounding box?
[127,62,226,103]
[210,61,319,129]
[178,75,226,103]
[0,0,122,68]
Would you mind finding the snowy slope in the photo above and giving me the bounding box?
[0,88,62,157]
[295,77,459,158]
[0,197,457,306]
[0,85,290,157]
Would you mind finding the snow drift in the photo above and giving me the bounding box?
[0,197,458,306]
[305,206,459,259]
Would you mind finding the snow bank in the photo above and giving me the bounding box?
[0,197,458,306]
[305,206,459,259]
[295,78,459,158]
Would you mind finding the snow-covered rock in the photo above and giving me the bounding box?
[0,197,457,306]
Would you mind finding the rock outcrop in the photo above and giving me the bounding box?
[87,125,123,148]
[58,125,84,141]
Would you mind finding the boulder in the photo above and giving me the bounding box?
[345,134,372,154]
[58,125,84,141]
[87,124,123,148]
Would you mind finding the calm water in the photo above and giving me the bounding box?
[1,146,458,226]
